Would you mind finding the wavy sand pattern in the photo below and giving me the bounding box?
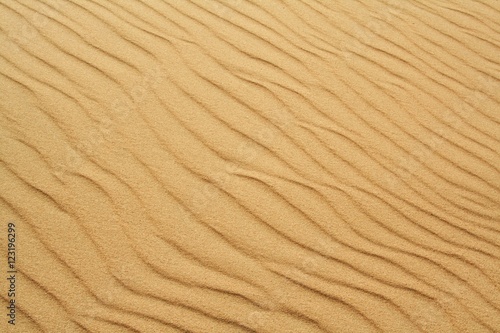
[0,0,499,332]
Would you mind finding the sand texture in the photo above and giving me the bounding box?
[1,0,499,332]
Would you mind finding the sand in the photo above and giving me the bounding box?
[0,0,499,332]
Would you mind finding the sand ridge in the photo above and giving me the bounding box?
[0,0,499,332]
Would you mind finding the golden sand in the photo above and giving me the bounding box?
[0,0,499,332]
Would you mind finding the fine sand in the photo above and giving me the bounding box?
[1,0,499,332]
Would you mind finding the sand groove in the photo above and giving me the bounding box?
[1,0,499,332]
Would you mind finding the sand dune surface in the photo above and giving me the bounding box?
[0,0,499,332]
